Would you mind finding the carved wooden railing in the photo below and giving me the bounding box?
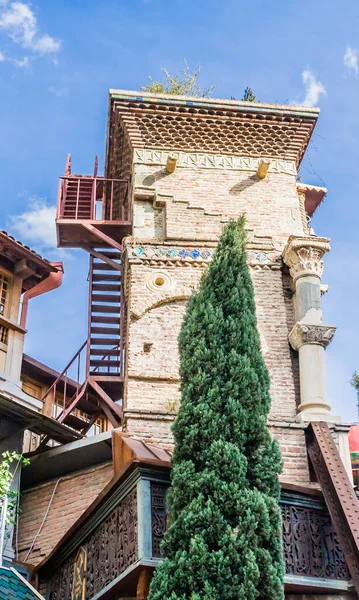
[50,487,137,600]
[48,479,350,600]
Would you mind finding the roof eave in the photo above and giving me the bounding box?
[108,88,320,119]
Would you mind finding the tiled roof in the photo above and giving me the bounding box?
[0,566,44,599]
[0,230,55,270]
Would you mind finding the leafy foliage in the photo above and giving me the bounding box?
[242,87,257,101]
[148,218,284,600]
[0,452,29,526]
[141,60,214,97]
[350,372,359,421]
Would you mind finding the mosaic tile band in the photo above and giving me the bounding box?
[127,247,275,265]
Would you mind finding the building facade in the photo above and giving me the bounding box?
[18,91,359,599]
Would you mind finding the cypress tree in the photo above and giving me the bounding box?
[148,217,284,600]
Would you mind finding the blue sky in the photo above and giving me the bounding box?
[0,0,358,421]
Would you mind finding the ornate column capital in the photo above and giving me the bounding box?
[282,236,330,282]
[289,323,336,350]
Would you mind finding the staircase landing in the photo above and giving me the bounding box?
[56,219,132,248]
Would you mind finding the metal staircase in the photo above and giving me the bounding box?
[88,251,122,375]
[38,155,132,443]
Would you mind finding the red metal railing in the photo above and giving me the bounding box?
[57,176,131,222]
[41,338,124,427]
[41,340,87,418]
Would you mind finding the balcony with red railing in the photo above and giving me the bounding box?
[56,155,132,248]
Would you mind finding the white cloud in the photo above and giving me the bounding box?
[49,85,68,97]
[9,197,57,250]
[0,1,60,55]
[301,69,326,107]
[344,45,358,74]
[11,54,28,67]
[0,49,4,61]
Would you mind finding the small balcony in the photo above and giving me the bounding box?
[56,155,132,248]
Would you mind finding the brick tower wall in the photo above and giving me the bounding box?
[123,150,310,483]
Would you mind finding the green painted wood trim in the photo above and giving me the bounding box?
[284,574,350,591]
[137,479,152,560]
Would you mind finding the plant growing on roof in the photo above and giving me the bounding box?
[148,217,284,600]
[242,86,257,101]
[141,59,214,97]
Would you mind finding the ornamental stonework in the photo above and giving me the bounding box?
[126,246,280,269]
[134,149,297,175]
[283,236,330,282]
[289,323,336,350]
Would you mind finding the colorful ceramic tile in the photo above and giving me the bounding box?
[179,249,189,259]
[256,252,269,263]
[133,247,145,257]
[190,249,200,259]
[167,249,178,258]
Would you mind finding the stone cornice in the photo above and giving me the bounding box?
[133,149,297,175]
[282,235,330,281]
[289,323,336,350]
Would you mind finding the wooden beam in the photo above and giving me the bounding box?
[136,568,151,600]
[257,159,271,179]
[14,259,36,280]
[166,153,178,174]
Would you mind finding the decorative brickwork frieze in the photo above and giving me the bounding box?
[134,149,297,175]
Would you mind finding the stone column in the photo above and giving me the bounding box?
[283,236,337,422]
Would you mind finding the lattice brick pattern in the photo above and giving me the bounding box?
[112,101,316,166]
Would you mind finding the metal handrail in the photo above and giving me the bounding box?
[41,339,87,406]
[57,175,130,222]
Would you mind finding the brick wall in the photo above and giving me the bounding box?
[17,462,114,566]
[123,151,311,480]
[133,162,304,246]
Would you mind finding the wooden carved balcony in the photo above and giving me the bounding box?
[38,456,353,599]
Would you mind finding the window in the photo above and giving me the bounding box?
[0,273,9,316]
[52,396,64,419]
[22,377,42,399]
[0,324,8,344]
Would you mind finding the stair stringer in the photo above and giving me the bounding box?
[306,421,359,594]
